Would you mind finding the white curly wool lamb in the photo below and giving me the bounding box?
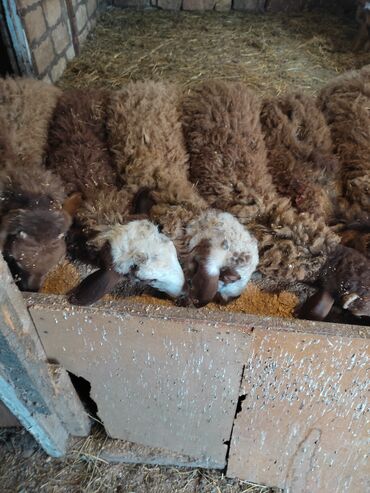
[95,220,185,298]
[185,210,259,302]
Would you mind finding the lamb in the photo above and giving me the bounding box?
[45,88,186,305]
[182,80,340,284]
[0,77,80,291]
[318,66,370,221]
[298,245,370,321]
[148,204,259,307]
[260,92,340,222]
[103,80,259,307]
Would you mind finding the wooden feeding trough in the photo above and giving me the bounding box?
[0,254,368,492]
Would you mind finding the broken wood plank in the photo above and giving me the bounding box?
[27,294,250,468]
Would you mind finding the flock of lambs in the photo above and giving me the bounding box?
[0,65,369,324]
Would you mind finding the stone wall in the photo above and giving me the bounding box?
[17,0,105,82]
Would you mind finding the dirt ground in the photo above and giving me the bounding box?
[0,426,277,493]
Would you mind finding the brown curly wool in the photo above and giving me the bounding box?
[182,80,340,284]
[0,77,66,206]
[0,78,81,291]
[46,89,117,196]
[318,66,370,221]
[261,92,340,222]
[182,80,272,223]
[46,88,125,233]
[107,80,205,212]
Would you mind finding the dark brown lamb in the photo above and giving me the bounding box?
[0,78,79,291]
[299,245,370,321]
[45,87,121,264]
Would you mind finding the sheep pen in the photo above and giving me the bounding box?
[1,6,369,493]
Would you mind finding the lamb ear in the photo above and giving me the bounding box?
[63,193,82,217]
[219,267,241,285]
[68,268,123,306]
[190,259,219,308]
[298,290,335,321]
[342,293,360,310]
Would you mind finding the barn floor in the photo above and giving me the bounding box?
[59,8,368,95]
[0,426,277,493]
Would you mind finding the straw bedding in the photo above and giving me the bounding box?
[0,426,278,493]
[59,9,368,96]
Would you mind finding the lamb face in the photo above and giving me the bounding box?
[322,245,370,319]
[0,194,80,292]
[98,219,185,298]
[185,210,259,306]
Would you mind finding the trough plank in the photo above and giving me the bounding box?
[47,363,91,437]
[227,328,369,492]
[28,295,249,468]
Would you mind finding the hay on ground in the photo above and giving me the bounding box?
[59,9,369,96]
[0,427,279,493]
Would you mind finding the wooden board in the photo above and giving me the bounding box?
[28,294,250,468]
[227,328,370,492]
[27,292,369,484]
[0,259,68,456]
[0,256,90,456]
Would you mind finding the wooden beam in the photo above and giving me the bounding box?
[0,256,88,456]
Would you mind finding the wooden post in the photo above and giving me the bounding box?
[1,0,34,75]
[0,255,89,457]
